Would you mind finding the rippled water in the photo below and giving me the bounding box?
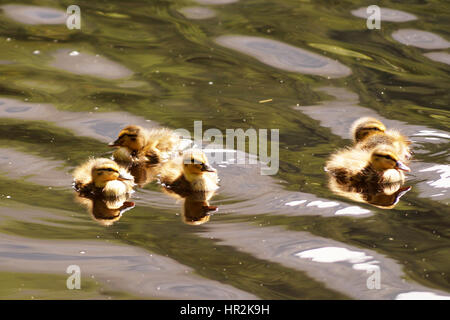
[0,1,448,300]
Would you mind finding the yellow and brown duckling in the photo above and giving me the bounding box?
[351,117,412,161]
[325,144,411,185]
[157,149,219,195]
[109,125,181,164]
[351,117,386,143]
[72,158,135,198]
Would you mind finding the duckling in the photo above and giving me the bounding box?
[351,117,412,161]
[351,117,386,143]
[73,158,135,198]
[157,149,219,195]
[325,145,410,185]
[109,125,181,164]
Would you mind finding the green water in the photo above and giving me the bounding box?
[0,0,448,299]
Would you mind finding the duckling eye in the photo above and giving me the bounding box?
[98,168,119,173]
[365,127,383,131]
[377,154,395,161]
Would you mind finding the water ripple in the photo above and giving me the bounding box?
[215,35,352,78]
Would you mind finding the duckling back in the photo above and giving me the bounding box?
[356,129,411,162]
[72,158,98,191]
[351,117,386,143]
[325,148,371,184]
[149,128,181,153]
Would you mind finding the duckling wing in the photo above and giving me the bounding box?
[72,158,97,186]
[325,148,370,183]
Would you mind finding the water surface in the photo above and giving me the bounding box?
[0,0,449,300]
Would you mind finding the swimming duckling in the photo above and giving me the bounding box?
[73,158,134,198]
[109,125,181,164]
[325,145,410,184]
[157,149,219,195]
[351,117,386,143]
[351,117,412,161]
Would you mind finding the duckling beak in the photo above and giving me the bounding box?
[203,205,218,215]
[117,173,133,181]
[108,139,120,147]
[396,161,411,172]
[201,163,216,172]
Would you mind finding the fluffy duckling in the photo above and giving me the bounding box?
[157,149,219,195]
[325,145,410,184]
[351,117,386,143]
[351,117,412,161]
[109,125,180,164]
[73,158,134,198]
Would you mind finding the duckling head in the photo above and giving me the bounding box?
[370,146,411,172]
[91,159,133,188]
[351,117,386,143]
[182,150,216,182]
[109,125,147,153]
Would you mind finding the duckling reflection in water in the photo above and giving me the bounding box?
[109,125,181,165]
[182,192,218,226]
[72,158,135,198]
[128,162,161,188]
[161,188,218,226]
[351,117,412,162]
[328,174,412,209]
[75,194,135,226]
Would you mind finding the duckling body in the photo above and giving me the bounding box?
[158,149,219,195]
[325,145,410,184]
[351,117,412,161]
[109,125,181,164]
[73,158,134,198]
